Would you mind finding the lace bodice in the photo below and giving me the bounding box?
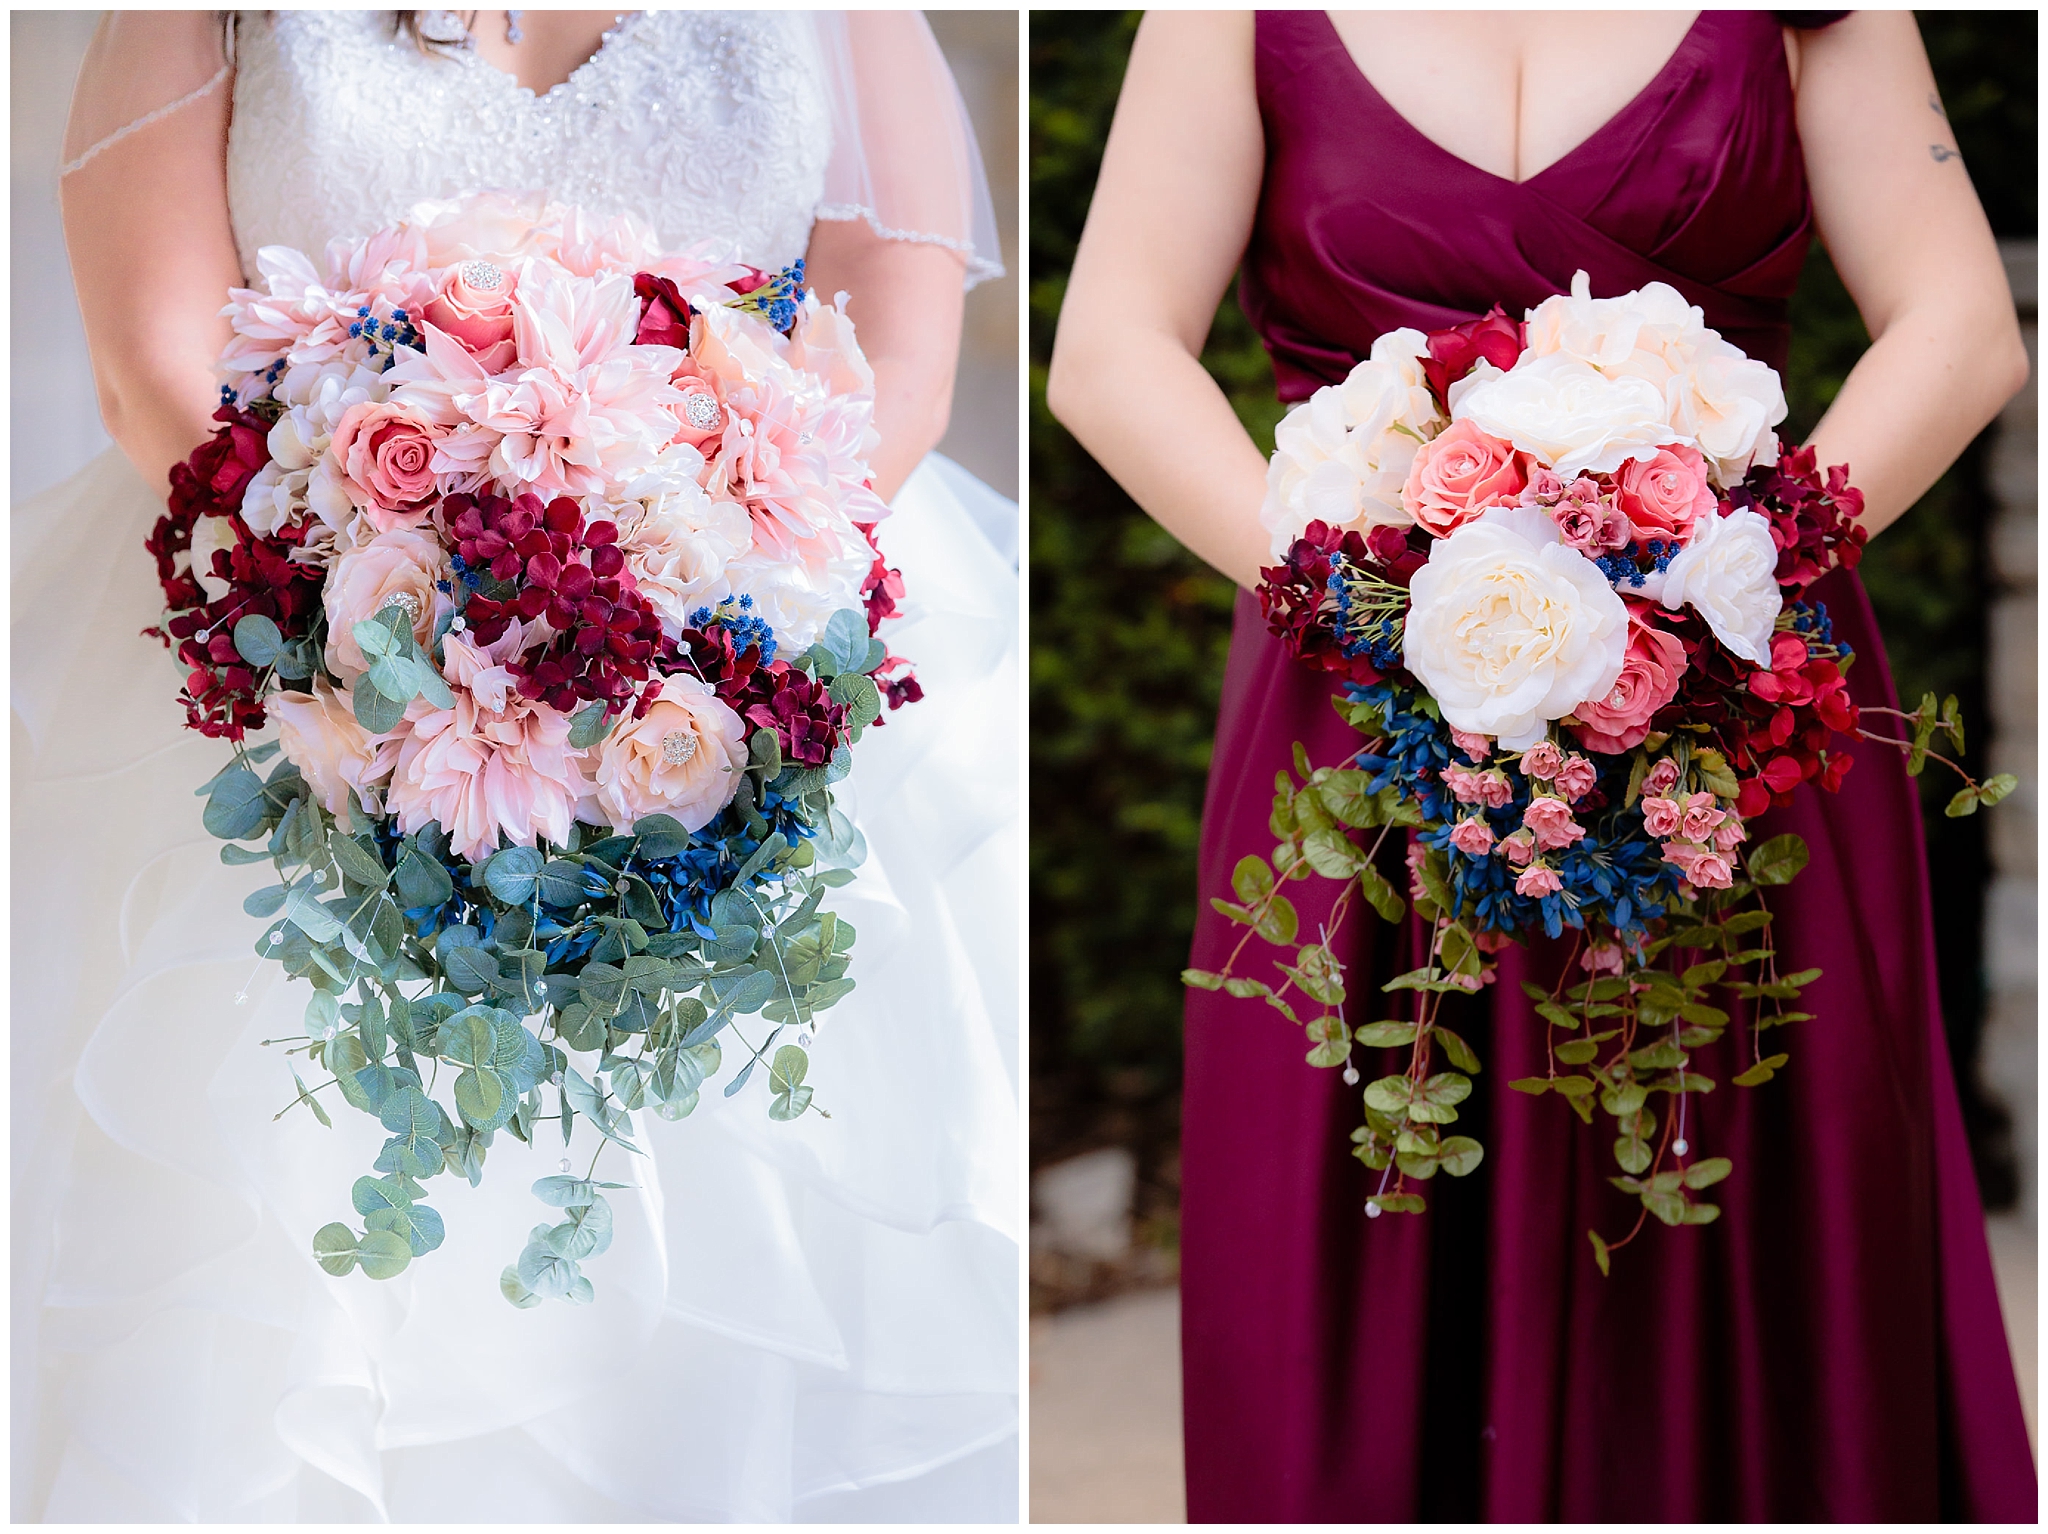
[225,10,833,278]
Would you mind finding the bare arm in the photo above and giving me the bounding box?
[1792,14,2029,537]
[1046,11,1271,590]
[60,11,244,497]
[804,223,965,502]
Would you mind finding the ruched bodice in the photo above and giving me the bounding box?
[1240,11,1812,397]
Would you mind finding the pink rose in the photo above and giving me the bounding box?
[1680,791,1727,843]
[1580,940,1626,976]
[1499,828,1536,867]
[1515,863,1563,897]
[328,400,443,531]
[1553,754,1597,801]
[1522,796,1586,852]
[1402,418,1527,537]
[271,677,398,831]
[1643,757,1681,796]
[1713,816,1749,853]
[423,258,519,372]
[1520,741,1564,780]
[1473,927,1514,954]
[1662,840,1733,890]
[1570,613,1686,754]
[1549,477,1632,555]
[587,672,748,833]
[1641,796,1683,838]
[1519,466,1567,506]
[1450,728,1491,763]
[669,376,728,451]
[1473,770,1514,809]
[1443,764,1487,805]
[322,528,451,678]
[1613,445,1715,548]
[1449,817,1496,856]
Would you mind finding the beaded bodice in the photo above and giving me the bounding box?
[225,10,833,278]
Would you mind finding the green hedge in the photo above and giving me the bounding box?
[1029,11,2035,1192]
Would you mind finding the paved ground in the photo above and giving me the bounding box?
[1029,1215,2037,1523]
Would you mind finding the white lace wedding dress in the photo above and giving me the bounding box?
[13,11,1018,1522]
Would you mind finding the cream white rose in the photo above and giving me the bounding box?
[1454,350,1685,480]
[1260,328,1441,556]
[1664,338,1786,487]
[1403,505,1630,750]
[1656,506,1782,664]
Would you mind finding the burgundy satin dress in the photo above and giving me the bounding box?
[1179,12,2036,1521]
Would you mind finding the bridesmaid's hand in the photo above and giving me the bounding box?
[1046,11,1273,592]
[61,12,244,498]
[1792,13,2029,539]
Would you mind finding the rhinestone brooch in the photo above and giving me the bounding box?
[684,393,722,431]
[380,590,422,622]
[459,259,506,293]
[662,730,699,766]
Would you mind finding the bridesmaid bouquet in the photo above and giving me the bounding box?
[144,193,917,1305]
[1188,272,2012,1268]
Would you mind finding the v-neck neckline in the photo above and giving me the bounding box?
[463,11,645,103]
[1319,10,1707,189]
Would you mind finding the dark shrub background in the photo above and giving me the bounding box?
[1029,12,2036,1227]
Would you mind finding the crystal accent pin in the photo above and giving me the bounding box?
[381,590,422,622]
[662,730,698,766]
[684,393,721,430]
[459,259,506,293]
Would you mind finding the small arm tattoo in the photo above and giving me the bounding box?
[1930,143,1959,163]
[1929,91,1947,119]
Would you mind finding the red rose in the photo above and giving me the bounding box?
[1421,304,1525,406]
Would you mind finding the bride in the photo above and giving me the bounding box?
[15,10,1018,1522]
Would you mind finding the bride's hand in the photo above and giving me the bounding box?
[60,12,243,498]
[1046,12,1271,591]
[1792,13,2027,538]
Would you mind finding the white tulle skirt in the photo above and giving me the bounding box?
[11,448,1020,1522]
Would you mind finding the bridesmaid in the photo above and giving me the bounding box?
[1049,10,2032,1522]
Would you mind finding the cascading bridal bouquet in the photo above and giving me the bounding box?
[146,192,921,1306]
[1186,272,2013,1271]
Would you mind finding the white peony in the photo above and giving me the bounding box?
[1656,506,1783,664]
[1453,350,1685,480]
[722,505,871,653]
[1522,270,1711,389]
[1664,338,1786,487]
[1259,328,1441,557]
[1402,504,1630,750]
[616,483,755,636]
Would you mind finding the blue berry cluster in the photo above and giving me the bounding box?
[1592,538,1679,589]
[1785,599,1851,659]
[731,259,809,334]
[1328,571,1404,670]
[687,594,778,662]
[349,304,423,366]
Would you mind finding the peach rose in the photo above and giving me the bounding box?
[1570,614,1686,755]
[1402,418,1527,537]
[271,677,398,832]
[586,673,747,833]
[668,368,729,453]
[422,258,519,372]
[323,528,450,678]
[327,400,443,531]
[1613,445,1715,548]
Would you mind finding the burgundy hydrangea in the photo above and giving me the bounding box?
[854,519,907,632]
[451,491,664,716]
[663,621,776,720]
[1257,520,1416,685]
[746,667,847,767]
[1728,445,1868,592]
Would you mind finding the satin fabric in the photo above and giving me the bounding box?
[13,448,1019,1522]
[1180,11,2035,1521]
